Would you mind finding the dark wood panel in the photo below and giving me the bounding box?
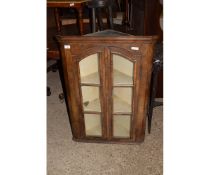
[131,0,163,41]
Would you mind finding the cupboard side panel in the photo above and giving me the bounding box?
[134,43,155,141]
[60,46,84,139]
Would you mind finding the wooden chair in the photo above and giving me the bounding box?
[87,0,114,32]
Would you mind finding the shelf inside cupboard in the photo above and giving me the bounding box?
[80,69,133,86]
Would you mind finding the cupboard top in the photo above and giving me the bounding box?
[56,30,158,44]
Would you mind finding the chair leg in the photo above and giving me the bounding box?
[107,5,113,29]
[148,61,162,133]
[115,0,121,11]
[96,8,104,31]
[47,60,59,97]
[47,61,59,73]
[47,87,51,96]
[91,8,96,32]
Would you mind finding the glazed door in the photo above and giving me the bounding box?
[78,47,141,141]
[78,51,107,139]
[108,47,140,141]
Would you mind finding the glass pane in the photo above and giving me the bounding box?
[113,87,132,113]
[113,54,133,85]
[79,54,99,84]
[84,114,102,136]
[113,115,131,138]
[81,86,101,112]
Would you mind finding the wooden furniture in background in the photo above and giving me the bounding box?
[47,0,91,35]
[87,0,113,32]
[56,30,157,143]
[127,0,163,40]
[144,0,163,41]
[129,0,163,97]
[47,0,90,97]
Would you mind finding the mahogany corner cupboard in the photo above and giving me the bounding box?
[57,30,158,144]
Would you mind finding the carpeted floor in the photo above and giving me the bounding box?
[47,68,163,175]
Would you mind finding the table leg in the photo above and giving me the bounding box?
[96,8,103,31]
[124,0,133,31]
[54,8,61,34]
[75,6,84,35]
[124,0,129,26]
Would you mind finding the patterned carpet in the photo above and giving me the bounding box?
[47,69,163,175]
